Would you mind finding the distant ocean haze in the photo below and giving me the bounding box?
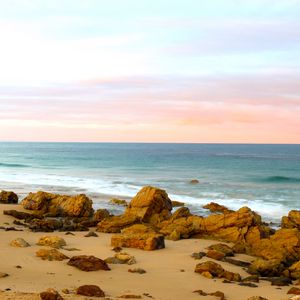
[0,142,299,222]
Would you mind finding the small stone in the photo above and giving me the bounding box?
[118,295,142,299]
[10,238,30,248]
[246,297,268,300]
[112,246,123,252]
[128,268,146,274]
[242,275,259,283]
[84,231,98,237]
[37,236,66,249]
[0,272,9,278]
[65,232,75,235]
[109,198,128,206]
[40,288,64,300]
[288,287,300,295]
[190,179,199,184]
[238,282,258,288]
[191,252,206,259]
[76,285,105,297]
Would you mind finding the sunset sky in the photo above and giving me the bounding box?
[0,0,299,143]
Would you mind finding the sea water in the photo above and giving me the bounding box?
[0,142,299,222]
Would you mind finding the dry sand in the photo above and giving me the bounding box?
[0,204,292,300]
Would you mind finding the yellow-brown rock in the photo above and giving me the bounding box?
[37,236,67,249]
[282,210,300,230]
[111,224,165,251]
[203,202,233,214]
[0,190,18,204]
[289,260,300,279]
[36,248,69,261]
[125,186,172,224]
[97,214,139,233]
[21,191,93,217]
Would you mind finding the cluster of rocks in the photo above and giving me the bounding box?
[2,185,300,298]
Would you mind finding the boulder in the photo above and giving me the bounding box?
[105,252,136,265]
[97,214,140,233]
[288,287,300,295]
[37,236,66,249]
[125,186,172,224]
[206,250,225,261]
[28,218,63,232]
[0,190,18,204]
[76,285,105,297]
[289,260,300,279]
[67,255,110,271]
[171,200,185,207]
[194,260,241,282]
[248,258,284,277]
[203,202,233,214]
[10,238,30,247]
[282,211,300,230]
[36,249,69,261]
[111,224,165,251]
[3,209,42,221]
[21,191,93,217]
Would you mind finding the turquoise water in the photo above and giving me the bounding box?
[0,142,299,221]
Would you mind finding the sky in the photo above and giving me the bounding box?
[0,0,299,143]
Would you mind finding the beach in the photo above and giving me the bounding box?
[0,189,299,300]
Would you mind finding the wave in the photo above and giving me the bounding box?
[0,162,30,168]
[263,176,300,183]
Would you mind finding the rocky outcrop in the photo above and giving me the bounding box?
[282,211,300,230]
[111,224,165,251]
[0,190,18,204]
[21,191,93,217]
[247,258,284,277]
[203,202,233,214]
[125,186,172,224]
[97,214,140,233]
[67,255,110,271]
[3,209,42,221]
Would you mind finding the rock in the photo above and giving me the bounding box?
[37,236,66,249]
[191,252,206,259]
[128,268,146,274]
[40,288,64,300]
[105,252,136,265]
[171,207,191,220]
[289,260,300,279]
[268,277,292,286]
[0,272,9,278]
[10,238,30,247]
[193,290,226,300]
[238,282,258,288]
[223,257,251,268]
[109,198,128,206]
[195,261,240,281]
[288,287,300,295]
[282,211,300,230]
[76,285,105,297]
[248,228,300,263]
[67,255,110,271]
[118,295,142,299]
[190,179,199,184]
[36,249,69,261]
[124,186,172,225]
[242,275,259,283]
[111,224,165,251]
[207,243,234,256]
[28,218,63,232]
[171,200,185,207]
[93,209,111,222]
[206,250,225,261]
[3,209,42,221]
[246,297,268,300]
[97,214,140,233]
[0,190,18,204]
[203,202,233,214]
[248,258,284,277]
[84,231,98,237]
[21,191,94,217]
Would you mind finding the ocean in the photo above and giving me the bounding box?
[0,142,299,222]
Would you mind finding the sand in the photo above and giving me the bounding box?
[0,204,292,300]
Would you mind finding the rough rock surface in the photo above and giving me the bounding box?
[21,191,93,217]
[289,260,300,279]
[109,198,128,206]
[248,258,284,277]
[105,252,136,265]
[0,190,18,204]
[10,238,30,247]
[97,214,139,233]
[282,211,300,230]
[36,249,69,261]
[203,202,233,214]
[111,224,165,251]
[36,236,66,249]
[76,285,105,297]
[40,289,64,300]
[67,255,110,271]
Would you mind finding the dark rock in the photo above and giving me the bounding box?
[76,285,105,297]
[238,282,258,288]
[67,255,111,271]
[3,209,42,221]
[248,259,284,277]
[223,257,251,268]
[0,190,18,204]
[242,275,259,283]
[260,277,292,286]
[191,252,206,259]
[287,287,300,295]
[40,288,64,300]
[190,179,199,184]
[84,231,98,237]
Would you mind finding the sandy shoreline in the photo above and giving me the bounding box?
[0,203,294,300]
